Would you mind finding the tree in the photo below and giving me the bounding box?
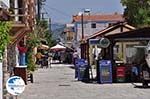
[121,0,150,27]
[0,22,11,59]
[36,19,48,38]
[45,30,56,47]
[26,32,40,72]
[0,21,11,98]
[35,19,56,47]
[26,19,55,71]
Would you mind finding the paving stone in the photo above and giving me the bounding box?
[18,64,150,99]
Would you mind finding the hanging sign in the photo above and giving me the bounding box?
[99,38,110,48]
[89,39,100,45]
[89,38,110,48]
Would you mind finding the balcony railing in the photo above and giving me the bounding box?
[9,8,28,26]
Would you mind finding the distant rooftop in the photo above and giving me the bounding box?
[72,13,125,22]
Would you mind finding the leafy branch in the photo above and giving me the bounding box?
[0,21,11,61]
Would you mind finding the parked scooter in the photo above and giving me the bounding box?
[142,42,150,87]
[134,41,150,87]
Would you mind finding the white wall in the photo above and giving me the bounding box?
[0,0,10,8]
[76,22,108,40]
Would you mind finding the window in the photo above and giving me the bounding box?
[67,32,73,41]
[91,23,96,28]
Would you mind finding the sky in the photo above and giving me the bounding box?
[44,0,124,24]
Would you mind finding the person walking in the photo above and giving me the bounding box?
[73,50,79,65]
[73,50,79,79]
[35,52,44,67]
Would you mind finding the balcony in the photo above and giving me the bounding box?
[9,7,29,35]
[8,0,35,45]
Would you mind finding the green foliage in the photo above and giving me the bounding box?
[121,0,150,27]
[27,49,36,71]
[36,19,56,47]
[27,33,40,48]
[36,19,49,39]
[26,18,55,71]
[45,30,56,47]
[26,32,39,71]
[0,21,11,61]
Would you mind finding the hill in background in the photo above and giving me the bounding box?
[50,23,65,41]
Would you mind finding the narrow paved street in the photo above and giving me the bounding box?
[18,64,150,99]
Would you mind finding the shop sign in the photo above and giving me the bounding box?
[99,38,110,48]
[89,38,110,48]
[6,76,25,96]
[89,39,99,45]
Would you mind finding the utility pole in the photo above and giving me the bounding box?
[37,0,41,19]
[81,13,84,39]
[49,18,51,33]
[41,12,46,19]
[81,13,84,59]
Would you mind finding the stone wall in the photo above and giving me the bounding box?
[7,45,17,74]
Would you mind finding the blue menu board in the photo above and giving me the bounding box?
[99,60,112,83]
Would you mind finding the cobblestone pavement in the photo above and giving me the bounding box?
[18,64,150,99]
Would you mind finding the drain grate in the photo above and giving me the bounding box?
[64,73,73,75]
[59,84,71,86]
[59,78,67,80]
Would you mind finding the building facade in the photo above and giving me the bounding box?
[72,12,125,42]
[72,12,125,56]
[62,24,75,48]
[0,0,10,20]
[7,0,36,72]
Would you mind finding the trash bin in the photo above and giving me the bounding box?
[14,66,27,84]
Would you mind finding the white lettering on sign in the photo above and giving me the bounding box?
[6,76,25,96]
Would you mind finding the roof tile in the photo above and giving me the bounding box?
[73,14,125,22]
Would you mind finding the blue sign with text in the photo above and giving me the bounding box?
[99,60,112,83]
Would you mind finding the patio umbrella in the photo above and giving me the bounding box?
[50,44,66,51]
[38,44,49,50]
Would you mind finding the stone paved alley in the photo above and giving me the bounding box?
[18,64,150,99]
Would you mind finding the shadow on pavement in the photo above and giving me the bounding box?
[69,66,75,69]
